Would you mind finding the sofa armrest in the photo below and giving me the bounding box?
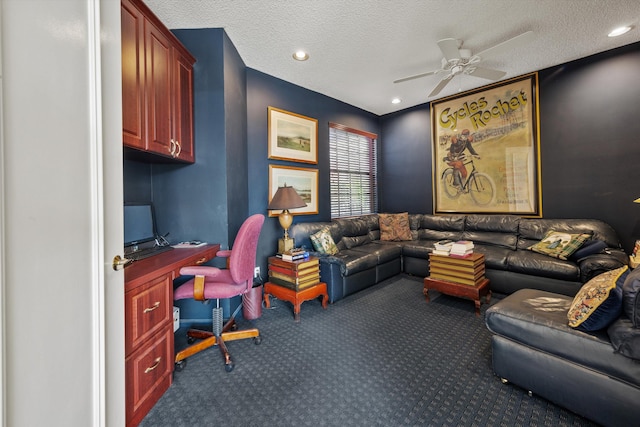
[578,249,627,282]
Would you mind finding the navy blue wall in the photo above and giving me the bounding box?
[246,69,380,272]
[380,42,640,252]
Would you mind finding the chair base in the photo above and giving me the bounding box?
[174,317,260,372]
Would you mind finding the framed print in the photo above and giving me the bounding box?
[431,73,541,216]
[268,107,318,164]
[268,165,318,216]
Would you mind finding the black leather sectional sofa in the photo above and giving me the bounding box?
[290,213,628,303]
[485,278,640,426]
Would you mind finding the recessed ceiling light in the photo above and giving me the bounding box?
[391,98,401,104]
[293,50,309,61]
[608,26,632,37]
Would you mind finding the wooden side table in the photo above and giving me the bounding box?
[423,277,491,316]
[263,282,328,322]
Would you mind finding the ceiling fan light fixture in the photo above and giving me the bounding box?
[608,26,632,37]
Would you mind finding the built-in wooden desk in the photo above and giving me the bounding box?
[124,244,219,427]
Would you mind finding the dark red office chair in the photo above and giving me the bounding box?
[174,214,265,372]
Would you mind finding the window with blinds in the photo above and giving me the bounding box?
[329,123,378,219]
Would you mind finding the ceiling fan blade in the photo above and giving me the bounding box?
[467,66,506,80]
[429,75,454,97]
[393,70,439,84]
[437,38,461,61]
[474,31,534,60]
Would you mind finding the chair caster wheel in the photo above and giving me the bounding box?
[528,390,533,397]
[500,378,509,384]
[254,336,262,345]
[175,359,187,372]
[224,362,235,372]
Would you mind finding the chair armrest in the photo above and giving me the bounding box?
[578,249,627,282]
[179,265,223,278]
[217,249,232,258]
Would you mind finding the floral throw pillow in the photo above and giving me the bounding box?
[567,266,628,331]
[310,227,339,255]
[528,230,591,260]
[379,212,412,241]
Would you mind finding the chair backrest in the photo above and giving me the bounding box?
[228,214,265,290]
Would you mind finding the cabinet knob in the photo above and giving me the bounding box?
[175,140,181,157]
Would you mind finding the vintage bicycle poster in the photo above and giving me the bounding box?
[431,73,541,216]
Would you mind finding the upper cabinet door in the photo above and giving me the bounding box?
[145,21,173,157]
[172,48,195,162]
[121,0,196,163]
[121,0,145,150]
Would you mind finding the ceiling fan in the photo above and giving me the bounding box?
[394,31,534,98]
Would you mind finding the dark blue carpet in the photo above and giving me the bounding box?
[141,274,596,426]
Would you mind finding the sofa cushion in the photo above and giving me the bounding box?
[309,227,339,255]
[342,234,371,249]
[528,230,591,260]
[379,212,412,241]
[486,288,640,387]
[506,249,581,281]
[569,239,607,261]
[622,266,640,327]
[608,316,640,360]
[567,266,628,331]
[463,215,519,250]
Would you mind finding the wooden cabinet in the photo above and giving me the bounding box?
[125,273,173,426]
[124,244,219,426]
[121,0,195,163]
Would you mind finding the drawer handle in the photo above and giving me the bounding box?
[195,257,207,265]
[143,301,161,313]
[144,357,162,374]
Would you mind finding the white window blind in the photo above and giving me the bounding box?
[329,123,378,219]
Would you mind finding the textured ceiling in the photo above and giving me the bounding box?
[144,0,640,115]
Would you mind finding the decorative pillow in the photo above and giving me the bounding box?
[607,316,640,360]
[622,266,640,327]
[567,266,629,331]
[569,239,607,261]
[379,212,412,241]
[528,230,591,260]
[309,227,338,255]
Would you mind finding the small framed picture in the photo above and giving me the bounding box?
[268,107,318,164]
[268,165,318,216]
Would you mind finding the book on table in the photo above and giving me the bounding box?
[269,256,319,271]
[269,270,319,284]
[429,252,484,266]
[268,263,319,278]
[428,252,485,286]
[449,240,474,256]
[433,240,454,251]
[268,274,320,290]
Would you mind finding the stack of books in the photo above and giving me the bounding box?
[428,252,486,286]
[432,239,454,256]
[450,240,474,258]
[268,256,320,290]
[276,248,309,261]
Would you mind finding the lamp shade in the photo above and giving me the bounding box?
[267,185,306,211]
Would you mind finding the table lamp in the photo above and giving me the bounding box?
[268,184,306,253]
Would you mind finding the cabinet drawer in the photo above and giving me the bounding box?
[126,326,173,426]
[125,273,172,355]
